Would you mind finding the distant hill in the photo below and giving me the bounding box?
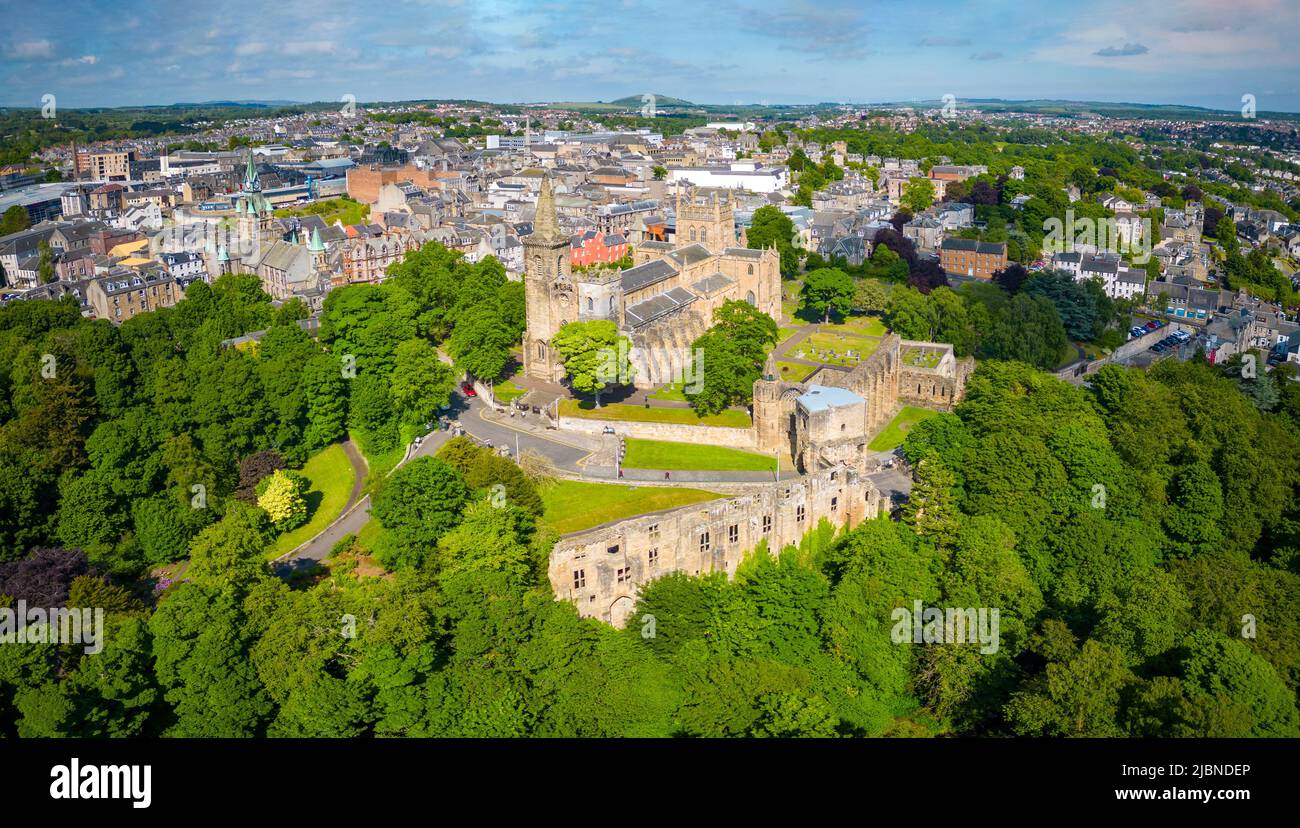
[607,94,694,107]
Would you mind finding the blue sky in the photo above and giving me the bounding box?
[1,0,1298,112]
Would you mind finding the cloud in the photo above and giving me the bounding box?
[235,41,268,56]
[917,36,970,47]
[6,39,53,59]
[60,55,98,66]
[1094,42,1149,57]
[971,51,1004,61]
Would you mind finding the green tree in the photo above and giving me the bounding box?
[901,178,936,214]
[551,320,633,406]
[371,457,468,569]
[800,267,855,322]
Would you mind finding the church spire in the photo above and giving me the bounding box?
[244,151,260,193]
[532,173,562,243]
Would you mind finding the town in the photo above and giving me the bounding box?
[0,0,1297,767]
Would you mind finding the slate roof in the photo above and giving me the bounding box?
[620,258,677,293]
[623,286,696,327]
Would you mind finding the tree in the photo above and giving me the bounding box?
[448,305,515,383]
[853,278,888,314]
[302,354,348,451]
[389,338,455,426]
[0,205,30,235]
[256,470,310,532]
[800,268,855,322]
[551,320,633,406]
[185,503,271,593]
[652,165,667,180]
[901,178,936,214]
[992,263,1029,294]
[37,240,55,285]
[901,459,960,548]
[371,457,468,569]
[746,205,800,277]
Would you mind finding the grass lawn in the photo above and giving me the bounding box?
[623,438,780,472]
[274,196,370,226]
[777,326,804,344]
[800,332,881,366]
[541,479,724,534]
[826,315,888,337]
[351,428,405,491]
[560,399,751,428]
[901,347,943,369]
[268,443,356,558]
[494,377,528,403]
[776,360,816,382]
[868,406,942,452]
[649,380,691,402]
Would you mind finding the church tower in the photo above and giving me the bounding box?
[752,352,787,453]
[523,174,576,382]
[675,186,735,254]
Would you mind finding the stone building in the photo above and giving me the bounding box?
[523,175,781,387]
[754,334,973,472]
[549,464,884,627]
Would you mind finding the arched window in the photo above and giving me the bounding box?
[689,228,697,242]
[609,296,616,311]
[746,290,756,306]
[701,229,708,244]
[586,297,593,311]
[747,264,753,275]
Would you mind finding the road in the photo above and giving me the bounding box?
[276,391,913,570]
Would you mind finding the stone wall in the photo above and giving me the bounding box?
[549,464,883,626]
[558,415,758,449]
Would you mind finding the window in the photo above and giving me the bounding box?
[573,569,586,589]
[648,548,659,566]
[617,568,629,584]
[729,524,738,544]
[747,264,754,275]
[648,523,660,541]
[689,228,697,241]
[762,515,772,533]
[606,544,620,555]
[797,504,806,523]
[831,496,838,513]
[586,297,593,311]
[699,531,711,553]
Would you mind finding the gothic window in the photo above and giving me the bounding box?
[701,229,708,244]
[609,296,616,312]
[587,297,593,311]
[746,290,756,306]
[690,228,697,242]
[747,264,754,275]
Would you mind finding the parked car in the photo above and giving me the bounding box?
[461,383,477,397]
[1151,344,1166,353]
[601,425,616,435]
[1145,320,1160,330]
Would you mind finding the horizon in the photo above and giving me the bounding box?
[1,0,1297,112]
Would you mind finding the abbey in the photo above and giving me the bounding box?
[523,175,782,387]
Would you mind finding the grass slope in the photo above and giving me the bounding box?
[541,479,723,535]
[268,443,356,558]
[623,438,778,472]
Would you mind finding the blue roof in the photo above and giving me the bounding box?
[797,384,864,413]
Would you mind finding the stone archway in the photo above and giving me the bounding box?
[609,596,635,628]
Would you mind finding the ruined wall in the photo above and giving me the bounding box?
[557,416,758,449]
[549,465,883,626]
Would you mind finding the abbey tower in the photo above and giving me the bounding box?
[523,175,576,382]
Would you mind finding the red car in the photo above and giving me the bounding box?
[461,383,477,397]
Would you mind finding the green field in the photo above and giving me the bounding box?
[541,479,724,534]
[777,326,803,344]
[351,428,404,491]
[902,347,943,369]
[560,399,751,428]
[268,443,357,558]
[776,360,816,382]
[800,332,881,366]
[623,438,779,472]
[825,316,888,337]
[494,377,528,403]
[273,196,370,226]
[649,380,691,402]
[868,406,942,452]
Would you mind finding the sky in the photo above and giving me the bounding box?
[1,0,1299,113]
